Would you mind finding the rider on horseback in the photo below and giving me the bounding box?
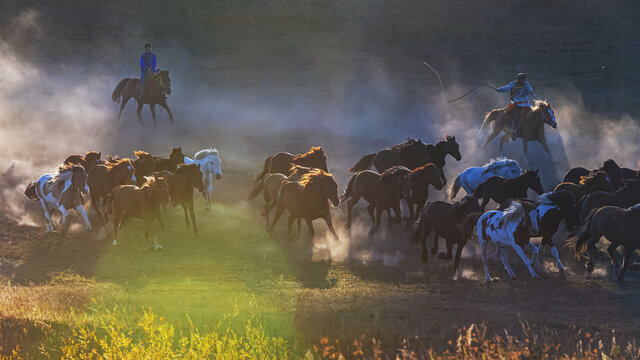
[138,43,157,100]
[496,73,534,140]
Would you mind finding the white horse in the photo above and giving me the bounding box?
[26,164,92,232]
[184,148,222,210]
[449,157,521,199]
[477,200,539,282]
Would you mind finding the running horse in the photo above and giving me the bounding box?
[481,100,558,163]
[112,69,174,125]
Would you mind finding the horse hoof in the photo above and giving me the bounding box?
[112,240,118,246]
[485,277,500,284]
[155,245,163,251]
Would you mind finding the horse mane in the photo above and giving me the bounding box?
[380,166,410,183]
[481,157,519,174]
[388,137,421,152]
[176,163,199,174]
[194,148,219,160]
[106,158,133,169]
[134,150,152,158]
[537,191,556,205]
[292,147,324,162]
[501,200,526,225]
[409,163,437,177]
[532,99,549,111]
[141,176,157,188]
[299,168,333,187]
[84,151,100,159]
[45,164,84,193]
[579,171,606,186]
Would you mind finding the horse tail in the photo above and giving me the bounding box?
[574,209,597,259]
[248,178,265,200]
[448,173,462,200]
[481,109,500,130]
[24,182,38,200]
[111,78,129,104]
[349,153,375,173]
[255,156,271,183]
[462,213,482,240]
[341,174,357,201]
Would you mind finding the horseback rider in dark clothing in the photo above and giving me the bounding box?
[496,73,534,140]
[137,43,157,101]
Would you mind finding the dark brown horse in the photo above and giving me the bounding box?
[343,166,412,237]
[268,169,340,241]
[482,100,558,162]
[87,159,137,219]
[155,164,205,233]
[563,159,622,189]
[108,175,171,250]
[349,136,461,185]
[554,170,614,201]
[410,195,482,271]
[64,151,103,174]
[261,165,313,223]
[112,69,174,125]
[249,146,328,199]
[474,169,543,210]
[133,150,157,186]
[154,147,186,172]
[403,163,444,221]
[580,179,640,219]
[575,204,640,281]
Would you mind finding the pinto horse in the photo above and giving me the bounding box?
[482,100,558,163]
[349,136,461,185]
[249,146,328,199]
[184,148,223,210]
[155,164,205,233]
[268,169,340,241]
[575,204,640,281]
[64,151,103,174]
[477,200,539,282]
[449,157,522,200]
[87,159,137,219]
[112,69,174,125]
[343,166,412,237]
[474,169,543,210]
[108,175,171,250]
[25,164,92,233]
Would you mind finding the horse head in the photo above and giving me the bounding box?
[301,169,339,207]
[381,166,412,200]
[523,169,544,195]
[444,135,462,161]
[111,159,136,185]
[169,147,185,164]
[549,190,580,229]
[150,175,171,205]
[156,69,172,96]
[177,163,205,192]
[70,165,89,195]
[294,147,328,172]
[411,163,443,190]
[534,100,557,129]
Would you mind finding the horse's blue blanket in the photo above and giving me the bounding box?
[140,52,157,81]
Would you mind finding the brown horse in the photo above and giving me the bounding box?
[112,69,174,125]
[249,147,328,199]
[554,170,614,201]
[575,204,640,281]
[580,179,640,219]
[108,175,171,250]
[155,164,205,233]
[474,169,543,210]
[563,159,622,189]
[261,165,313,223]
[64,151,103,174]
[343,166,412,237]
[481,100,558,162]
[133,151,157,186]
[350,136,461,185]
[154,147,186,172]
[268,169,340,241]
[87,159,137,219]
[403,163,444,221]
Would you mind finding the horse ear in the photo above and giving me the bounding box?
[452,136,456,140]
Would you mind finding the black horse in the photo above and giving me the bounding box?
[580,179,640,219]
[349,136,461,185]
[563,159,629,190]
[410,195,482,271]
[474,170,543,210]
[112,69,174,125]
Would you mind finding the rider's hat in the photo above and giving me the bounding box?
[516,73,527,80]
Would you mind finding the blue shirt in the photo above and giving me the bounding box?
[140,52,157,79]
[496,81,534,107]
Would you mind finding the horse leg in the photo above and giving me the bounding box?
[305,217,315,240]
[136,101,144,124]
[112,210,121,245]
[366,203,376,224]
[181,203,191,229]
[268,204,285,232]
[479,235,493,283]
[539,137,559,163]
[160,100,174,122]
[550,245,564,272]
[430,233,440,255]
[438,237,454,260]
[287,215,296,240]
[324,214,340,242]
[617,247,632,281]
[453,239,466,272]
[524,241,539,265]
[297,218,302,235]
[117,96,131,120]
[419,224,431,263]
[188,199,197,233]
[512,244,539,278]
[152,224,162,250]
[75,205,92,231]
[58,205,69,226]
[346,197,359,229]
[483,128,501,149]
[150,104,157,126]
[368,206,383,238]
[390,203,402,224]
[606,243,621,269]
[90,193,103,220]
[499,247,518,280]
[39,198,54,232]
[498,134,510,152]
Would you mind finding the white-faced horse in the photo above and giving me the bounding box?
[25,164,92,232]
[184,148,222,210]
[449,157,521,200]
[477,200,539,282]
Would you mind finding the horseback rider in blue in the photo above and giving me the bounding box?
[496,73,534,140]
[138,43,157,100]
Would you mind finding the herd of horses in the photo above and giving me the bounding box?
[248,135,640,282]
[24,147,222,249]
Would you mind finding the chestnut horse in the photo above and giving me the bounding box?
[342,166,412,237]
[268,169,340,241]
[112,69,174,125]
[64,151,103,174]
[261,165,313,223]
[108,175,171,250]
[133,150,157,186]
[155,164,205,233]
[87,159,137,219]
[474,169,543,210]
